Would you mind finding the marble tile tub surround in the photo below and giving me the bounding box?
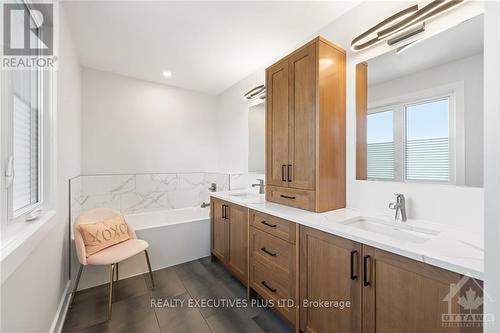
[211,191,484,280]
[70,172,232,221]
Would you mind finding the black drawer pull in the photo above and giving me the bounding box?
[261,247,277,257]
[281,164,286,182]
[287,164,292,182]
[261,281,277,293]
[280,194,296,200]
[363,255,371,287]
[350,250,358,280]
[260,221,277,228]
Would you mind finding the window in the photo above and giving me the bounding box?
[367,110,394,180]
[367,94,453,183]
[405,99,450,182]
[2,5,43,223]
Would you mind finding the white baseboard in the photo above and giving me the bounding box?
[50,281,71,333]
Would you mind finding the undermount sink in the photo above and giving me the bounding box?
[340,217,439,244]
[229,192,262,200]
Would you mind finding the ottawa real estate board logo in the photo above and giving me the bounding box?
[2,3,55,68]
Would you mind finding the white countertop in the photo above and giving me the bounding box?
[211,191,484,280]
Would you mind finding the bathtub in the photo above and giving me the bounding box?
[71,206,211,290]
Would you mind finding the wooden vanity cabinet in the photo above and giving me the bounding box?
[300,226,483,333]
[300,226,362,333]
[210,198,248,285]
[266,36,346,212]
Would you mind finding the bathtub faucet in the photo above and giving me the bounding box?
[201,202,210,208]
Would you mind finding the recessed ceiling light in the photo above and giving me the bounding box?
[162,71,172,78]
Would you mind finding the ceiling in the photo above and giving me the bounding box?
[63,1,359,95]
[368,14,484,86]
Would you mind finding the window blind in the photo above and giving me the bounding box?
[405,137,449,182]
[367,142,394,180]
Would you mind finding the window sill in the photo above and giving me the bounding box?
[0,210,57,285]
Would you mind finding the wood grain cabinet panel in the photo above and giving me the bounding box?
[300,226,362,333]
[266,59,290,187]
[362,245,483,333]
[227,203,248,284]
[265,36,346,212]
[211,198,228,263]
[210,199,248,285]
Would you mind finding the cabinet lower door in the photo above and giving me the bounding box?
[300,226,362,333]
[227,203,248,284]
[362,245,482,333]
[211,199,228,263]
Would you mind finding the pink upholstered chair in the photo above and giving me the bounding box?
[70,208,155,320]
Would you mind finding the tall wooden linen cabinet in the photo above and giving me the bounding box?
[265,37,346,212]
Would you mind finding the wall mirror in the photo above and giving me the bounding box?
[356,14,483,187]
[248,101,265,173]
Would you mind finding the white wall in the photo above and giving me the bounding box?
[368,53,484,187]
[0,4,82,332]
[81,68,218,174]
[214,1,484,231]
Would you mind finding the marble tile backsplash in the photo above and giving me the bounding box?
[70,172,232,222]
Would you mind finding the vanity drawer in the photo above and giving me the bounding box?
[266,185,315,211]
[250,258,295,323]
[250,209,296,243]
[251,227,294,273]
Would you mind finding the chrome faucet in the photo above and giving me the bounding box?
[251,179,265,194]
[208,183,217,192]
[201,202,210,208]
[389,193,407,222]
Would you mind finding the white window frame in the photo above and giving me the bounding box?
[367,82,465,185]
[1,2,45,227]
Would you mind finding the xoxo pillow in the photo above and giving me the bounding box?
[79,215,130,257]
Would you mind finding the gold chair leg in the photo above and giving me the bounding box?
[144,250,155,288]
[107,264,116,321]
[69,264,84,308]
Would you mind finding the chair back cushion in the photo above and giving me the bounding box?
[79,215,131,257]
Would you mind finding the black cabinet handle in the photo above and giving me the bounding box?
[261,247,277,257]
[225,205,230,220]
[260,220,277,228]
[280,194,296,200]
[261,281,277,293]
[287,164,292,182]
[222,205,225,219]
[350,250,358,280]
[363,255,371,286]
[281,164,286,182]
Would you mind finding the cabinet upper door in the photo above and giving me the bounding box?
[300,226,362,333]
[289,43,316,190]
[266,59,290,187]
[362,245,481,333]
[211,199,228,263]
[227,203,248,284]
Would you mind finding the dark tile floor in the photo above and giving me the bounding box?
[63,257,292,333]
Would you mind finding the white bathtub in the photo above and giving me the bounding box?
[72,206,211,290]
[125,206,209,230]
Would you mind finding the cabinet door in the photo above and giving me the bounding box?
[362,245,481,333]
[300,226,362,333]
[289,43,316,190]
[227,203,248,284]
[266,59,290,187]
[211,199,228,263]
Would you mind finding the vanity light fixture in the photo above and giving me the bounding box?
[351,0,464,52]
[162,71,172,78]
[244,84,266,100]
[387,23,425,47]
